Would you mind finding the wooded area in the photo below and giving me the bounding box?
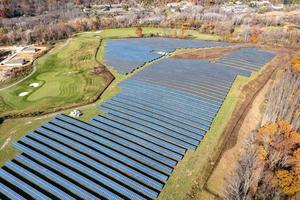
[0,0,299,46]
[225,121,300,200]
[225,64,300,200]
[262,67,300,131]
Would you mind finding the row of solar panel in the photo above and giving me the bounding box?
[2,113,186,199]
[96,79,223,151]
[133,78,230,103]
[216,48,275,72]
[120,79,223,108]
[104,38,234,74]
[133,59,245,82]
[136,77,232,94]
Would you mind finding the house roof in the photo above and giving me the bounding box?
[23,47,37,52]
[5,59,26,65]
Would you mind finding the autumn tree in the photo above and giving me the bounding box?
[225,121,300,200]
[291,58,300,73]
[135,26,143,37]
[250,27,261,43]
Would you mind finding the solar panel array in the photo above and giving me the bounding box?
[104,38,234,74]
[215,48,275,72]
[0,47,275,199]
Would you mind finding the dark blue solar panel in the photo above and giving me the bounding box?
[104,38,235,74]
[91,115,186,155]
[0,168,52,200]
[51,116,172,178]
[117,88,217,120]
[216,48,275,71]
[104,110,201,146]
[103,114,197,150]
[115,93,214,124]
[0,182,27,200]
[39,123,164,190]
[14,154,99,199]
[5,161,76,200]
[99,102,204,139]
[111,96,211,130]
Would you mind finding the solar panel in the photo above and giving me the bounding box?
[111,96,211,130]
[39,124,164,190]
[50,117,171,180]
[5,161,76,200]
[91,115,186,155]
[0,168,52,200]
[0,182,27,200]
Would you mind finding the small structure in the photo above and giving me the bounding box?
[152,50,167,55]
[23,47,38,53]
[69,109,82,118]
[5,59,27,67]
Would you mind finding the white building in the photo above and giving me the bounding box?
[23,47,38,53]
[69,109,82,118]
[5,59,27,67]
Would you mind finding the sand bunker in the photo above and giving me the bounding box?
[19,92,29,97]
[29,82,40,88]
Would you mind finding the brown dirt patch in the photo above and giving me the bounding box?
[172,46,243,60]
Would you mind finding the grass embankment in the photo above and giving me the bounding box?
[158,72,259,200]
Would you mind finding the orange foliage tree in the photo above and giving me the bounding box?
[257,120,300,196]
[226,120,300,199]
[250,28,261,43]
[135,26,143,38]
[292,58,300,73]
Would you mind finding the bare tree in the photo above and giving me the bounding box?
[262,68,300,131]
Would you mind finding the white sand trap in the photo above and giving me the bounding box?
[29,82,40,88]
[19,92,29,97]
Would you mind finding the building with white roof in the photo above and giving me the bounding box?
[5,59,27,67]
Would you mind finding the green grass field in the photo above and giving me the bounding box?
[0,35,109,117]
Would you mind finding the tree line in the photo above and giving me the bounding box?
[225,64,300,200]
[0,1,299,46]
